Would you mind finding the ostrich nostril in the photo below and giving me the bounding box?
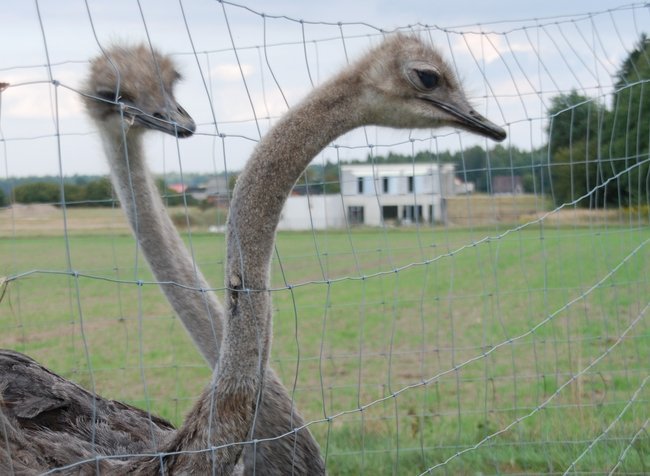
[153,112,165,120]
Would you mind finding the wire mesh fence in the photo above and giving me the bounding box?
[0,1,648,474]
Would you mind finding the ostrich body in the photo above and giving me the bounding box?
[0,35,504,474]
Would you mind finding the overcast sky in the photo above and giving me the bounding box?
[1,1,647,178]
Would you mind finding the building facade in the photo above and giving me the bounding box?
[276,163,461,230]
[339,163,456,226]
[278,194,347,230]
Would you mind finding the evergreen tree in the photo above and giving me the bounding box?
[84,177,114,206]
[546,91,607,206]
[546,34,649,207]
[605,34,650,207]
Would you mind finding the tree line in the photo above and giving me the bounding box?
[0,176,196,208]
[0,176,112,208]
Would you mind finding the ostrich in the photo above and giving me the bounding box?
[0,34,505,474]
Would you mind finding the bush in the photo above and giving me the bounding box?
[13,182,61,204]
[84,178,114,206]
[169,207,227,229]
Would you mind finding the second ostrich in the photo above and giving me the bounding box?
[0,34,505,474]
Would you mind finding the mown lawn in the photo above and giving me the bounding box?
[0,213,648,474]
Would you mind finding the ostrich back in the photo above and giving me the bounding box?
[0,349,174,474]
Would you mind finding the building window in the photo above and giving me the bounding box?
[357,177,364,194]
[402,205,423,222]
[382,177,389,193]
[382,205,398,220]
[348,206,365,225]
[407,176,414,193]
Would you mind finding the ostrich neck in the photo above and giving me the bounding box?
[227,76,361,289]
[169,76,365,473]
[98,127,223,368]
[222,74,362,379]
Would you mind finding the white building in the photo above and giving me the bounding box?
[339,163,456,226]
[276,163,460,230]
[278,194,347,230]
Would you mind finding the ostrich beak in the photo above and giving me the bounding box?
[423,97,507,142]
[133,101,196,138]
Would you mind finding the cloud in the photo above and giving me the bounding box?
[2,70,84,120]
[455,32,534,64]
[209,63,254,82]
[211,84,293,123]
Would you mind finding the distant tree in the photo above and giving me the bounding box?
[84,177,114,206]
[604,34,650,207]
[546,90,608,206]
[456,145,491,192]
[547,34,649,208]
[13,181,95,206]
[614,33,649,87]
[0,187,6,207]
[322,161,341,193]
[298,165,324,194]
[228,173,239,193]
[546,90,605,156]
[71,175,91,186]
[13,182,61,204]
[485,144,548,195]
[61,184,85,205]
[293,162,342,194]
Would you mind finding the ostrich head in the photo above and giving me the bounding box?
[82,44,195,138]
[349,34,506,141]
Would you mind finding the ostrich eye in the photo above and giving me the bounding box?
[95,90,118,102]
[416,69,440,89]
[95,90,134,104]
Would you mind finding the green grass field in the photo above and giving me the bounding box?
[0,206,648,474]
